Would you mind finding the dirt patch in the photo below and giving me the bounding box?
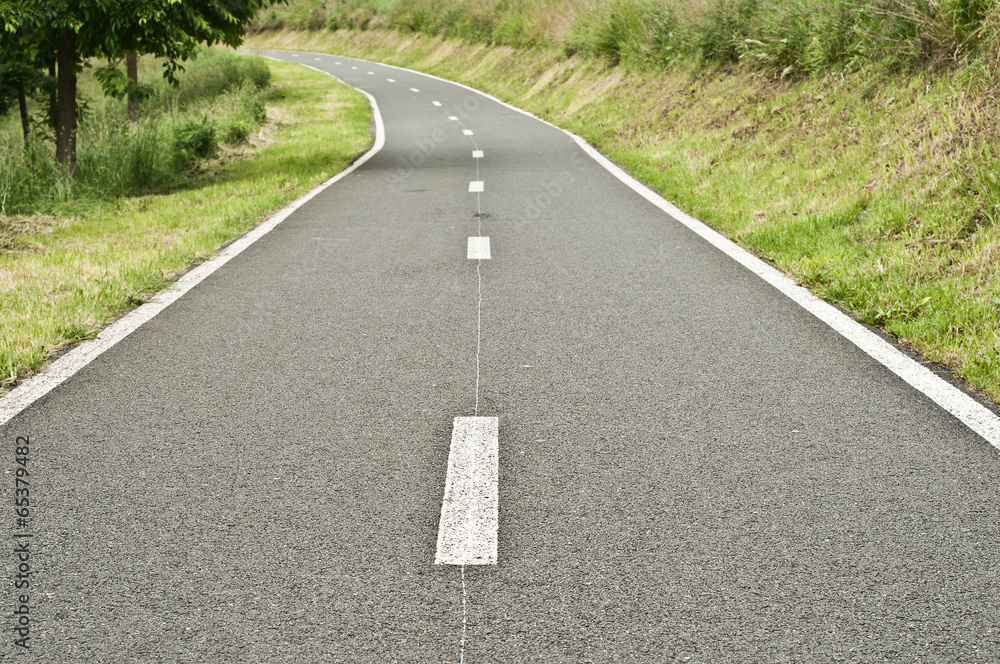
[0,217,68,252]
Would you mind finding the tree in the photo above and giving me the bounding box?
[0,1,60,149]
[2,0,278,169]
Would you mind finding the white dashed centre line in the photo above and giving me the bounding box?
[469,181,484,193]
[473,150,484,159]
[368,71,375,75]
[335,61,342,65]
[463,130,474,136]
[314,57,321,61]
[410,87,420,92]
[433,101,442,107]
[448,116,459,121]
[434,417,499,566]
[467,237,491,260]
[351,66,358,70]
[387,78,395,82]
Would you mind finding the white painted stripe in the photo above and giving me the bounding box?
[448,116,458,121]
[463,129,474,136]
[367,71,375,75]
[314,58,321,61]
[473,150,484,159]
[467,237,491,259]
[433,101,442,107]
[0,58,387,427]
[351,66,358,70]
[435,417,498,565]
[410,87,420,92]
[386,78,395,82]
[335,61,342,65]
[469,181,484,193]
[291,53,299,57]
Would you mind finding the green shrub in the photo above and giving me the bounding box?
[171,118,217,168]
[252,0,1000,77]
[146,50,272,113]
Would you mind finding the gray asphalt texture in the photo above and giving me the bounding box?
[1,50,999,663]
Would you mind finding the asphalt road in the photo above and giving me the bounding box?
[2,50,999,663]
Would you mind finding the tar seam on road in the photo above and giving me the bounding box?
[0,58,386,428]
[474,136,483,415]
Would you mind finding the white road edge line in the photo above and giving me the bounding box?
[0,58,386,427]
[306,51,1000,451]
[435,416,499,566]
[569,134,1000,449]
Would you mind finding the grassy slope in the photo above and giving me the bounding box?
[245,28,1000,403]
[1,59,372,389]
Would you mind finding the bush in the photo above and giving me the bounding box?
[146,50,272,113]
[171,118,218,169]
[215,82,269,145]
[253,0,1000,78]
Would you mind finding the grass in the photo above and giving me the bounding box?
[244,28,1000,403]
[0,50,275,216]
[0,57,372,390]
[251,0,1000,77]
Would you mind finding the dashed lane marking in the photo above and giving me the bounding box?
[433,101,442,107]
[338,52,1000,451]
[473,150,484,159]
[410,87,420,92]
[463,130,474,136]
[469,181,484,193]
[467,237,491,260]
[434,417,499,566]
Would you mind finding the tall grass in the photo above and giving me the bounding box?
[0,49,272,218]
[253,0,1000,76]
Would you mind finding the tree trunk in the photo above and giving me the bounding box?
[55,28,77,170]
[126,52,138,124]
[48,61,57,134]
[17,85,30,150]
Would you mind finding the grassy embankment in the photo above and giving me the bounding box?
[0,50,372,390]
[247,0,1000,403]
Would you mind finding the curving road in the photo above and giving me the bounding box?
[1,50,999,663]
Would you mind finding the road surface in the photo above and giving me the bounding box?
[1,50,999,663]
